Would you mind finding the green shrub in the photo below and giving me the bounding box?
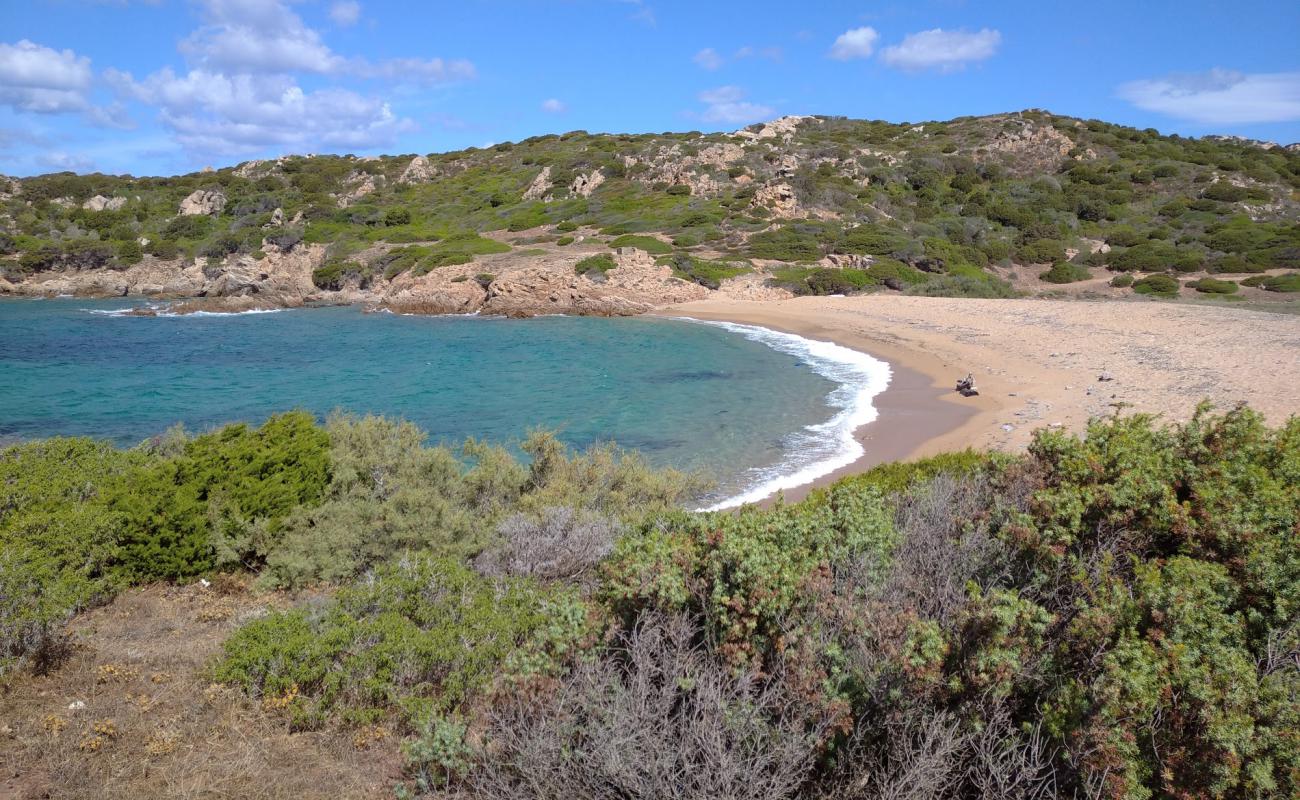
[1039,262,1092,284]
[607,234,672,255]
[107,412,331,580]
[384,207,412,226]
[663,253,750,289]
[1,438,142,677]
[905,273,1017,298]
[261,418,700,589]
[1201,182,1249,202]
[575,253,617,276]
[215,556,560,728]
[1189,277,1239,294]
[1018,238,1067,264]
[838,224,910,256]
[1253,272,1300,292]
[555,236,574,246]
[555,221,578,232]
[1132,273,1180,297]
[746,226,822,261]
[1110,273,1134,287]
[865,257,928,288]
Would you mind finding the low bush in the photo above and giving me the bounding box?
[607,234,672,255]
[107,411,331,580]
[663,253,750,289]
[1251,272,1300,292]
[1110,273,1134,287]
[904,273,1017,298]
[1038,261,1092,284]
[0,439,141,677]
[575,253,617,276]
[215,556,561,729]
[746,226,822,262]
[1132,273,1180,297]
[1189,277,1239,294]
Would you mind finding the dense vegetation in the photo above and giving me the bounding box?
[3,404,1297,799]
[4,111,1298,300]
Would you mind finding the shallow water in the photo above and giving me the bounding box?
[0,298,889,506]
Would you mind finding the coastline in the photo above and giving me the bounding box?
[659,294,1300,505]
[654,301,1000,504]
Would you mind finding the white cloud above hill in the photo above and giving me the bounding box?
[1118,69,1300,124]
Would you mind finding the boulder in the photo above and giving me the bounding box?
[522,166,553,201]
[751,183,800,217]
[569,170,605,197]
[397,155,436,184]
[82,195,125,212]
[178,189,226,216]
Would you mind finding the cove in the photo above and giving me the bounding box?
[0,298,889,506]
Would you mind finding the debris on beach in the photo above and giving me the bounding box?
[956,373,979,397]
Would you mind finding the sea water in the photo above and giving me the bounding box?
[0,298,889,507]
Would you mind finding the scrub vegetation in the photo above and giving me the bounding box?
[4,111,1299,302]
[3,404,1297,800]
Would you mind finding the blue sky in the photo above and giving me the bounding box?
[2,0,1298,176]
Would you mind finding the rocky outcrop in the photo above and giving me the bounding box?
[82,195,126,212]
[522,167,553,201]
[751,183,800,217]
[569,170,605,197]
[398,155,436,184]
[0,177,20,201]
[4,243,324,304]
[337,172,382,207]
[179,189,226,216]
[734,115,817,142]
[979,122,1077,174]
[820,253,874,269]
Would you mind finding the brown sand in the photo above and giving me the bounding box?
[657,296,1300,502]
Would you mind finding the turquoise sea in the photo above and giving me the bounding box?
[0,298,890,507]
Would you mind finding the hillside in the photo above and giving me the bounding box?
[2,110,1299,313]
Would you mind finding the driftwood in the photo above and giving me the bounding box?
[955,373,979,397]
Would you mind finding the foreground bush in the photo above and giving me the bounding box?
[262,417,699,589]
[0,439,141,677]
[422,407,1299,799]
[215,556,566,729]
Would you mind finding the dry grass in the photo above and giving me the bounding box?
[0,579,398,800]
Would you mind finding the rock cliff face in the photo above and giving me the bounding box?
[2,240,715,318]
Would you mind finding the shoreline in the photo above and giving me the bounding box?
[660,294,1300,506]
[653,303,1000,505]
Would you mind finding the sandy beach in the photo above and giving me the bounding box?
[659,296,1300,502]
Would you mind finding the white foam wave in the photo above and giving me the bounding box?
[84,306,283,318]
[677,318,892,511]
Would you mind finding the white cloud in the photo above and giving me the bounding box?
[540,98,567,113]
[697,85,773,125]
[1118,69,1300,125]
[109,67,415,155]
[829,27,879,61]
[38,151,96,172]
[181,0,341,74]
[879,28,1001,72]
[0,39,93,113]
[179,0,472,84]
[693,47,723,70]
[329,0,362,27]
[350,56,476,84]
